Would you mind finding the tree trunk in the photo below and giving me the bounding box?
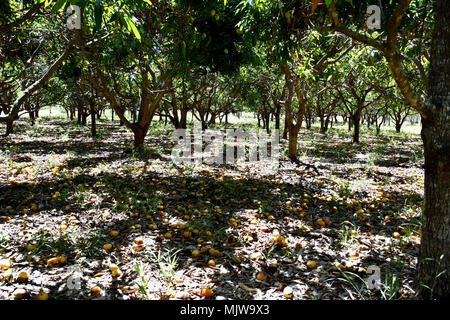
[417,116,450,299]
[28,110,35,126]
[210,113,216,126]
[90,105,96,138]
[319,115,325,133]
[305,116,312,130]
[6,118,13,135]
[282,118,288,139]
[288,126,300,159]
[180,108,188,129]
[265,113,270,134]
[132,125,147,148]
[352,112,361,144]
[348,116,353,131]
[376,116,383,135]
[81,112,87,126]
[274,110,281,130]
[324,114,331,133]
[416,0,450,299]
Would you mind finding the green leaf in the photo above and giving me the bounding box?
[325,0,332,7]
[51,0,68,12]
[44,0,53,7]
[436,270,448,278]
[124,15,141,41]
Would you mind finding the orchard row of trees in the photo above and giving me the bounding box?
[0,0,449,298]
[1,1,419,148]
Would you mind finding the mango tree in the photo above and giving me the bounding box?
[316,0,448,298]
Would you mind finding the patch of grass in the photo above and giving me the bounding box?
[134,260,151,299]
[380,270,401,300]
[153,248,181,283]
[71,228,103,258]
[30,230,71,255]
[328,266,369,300]
[0,235,10,249]
[367,151,382,165]
[338,221,357,246]
[419,254,448,300]
[336,179,351,199]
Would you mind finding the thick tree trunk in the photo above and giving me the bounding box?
[417,117,450,299]
[288,127,300,159]
[416,0,450,299]
[132,125,147,148]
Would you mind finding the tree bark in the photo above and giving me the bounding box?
[274,108,281,130]
[288,127,299,159]
[28,110,35,126]
[416,0,450,299]
[180,108,188,129]
[90,104,96,138]
[5,118,13,135]
[132,125,147,148]
[352,109,362,144]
